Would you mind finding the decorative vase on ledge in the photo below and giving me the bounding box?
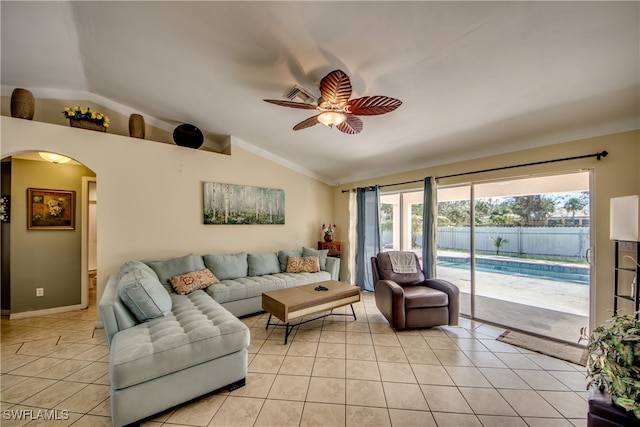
[324,233,334,242]
[173,123,204,149]
[10,88,35,120]
[129,114,145,139]
[69,118,107,132]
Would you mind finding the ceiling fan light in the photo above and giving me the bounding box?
[39,152,71,164]
[317,112,346,127]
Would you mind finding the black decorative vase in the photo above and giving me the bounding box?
[173,124,204,149]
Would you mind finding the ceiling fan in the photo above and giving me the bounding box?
[264,69,402,135]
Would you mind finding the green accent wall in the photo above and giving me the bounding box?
[10,158,95,313]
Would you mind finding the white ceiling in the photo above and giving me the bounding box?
[2,1,638,185]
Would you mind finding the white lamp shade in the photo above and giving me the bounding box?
[610,195,640,241]
[317,112,346,127]
[39,152,71,164]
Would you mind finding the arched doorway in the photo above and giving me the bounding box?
[1,151,97,318]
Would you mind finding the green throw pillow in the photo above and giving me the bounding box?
[118,267,172,322]
[302,247,329,271]
[278,249,303,272]
[203,252,248,280]
[248,252,280,276]
[143,253,205,285]
[119,260,158,280]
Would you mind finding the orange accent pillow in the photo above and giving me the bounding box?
[286,256,321,273]
[170,269,219,295]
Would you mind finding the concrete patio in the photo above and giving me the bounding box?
[437,262,589,344]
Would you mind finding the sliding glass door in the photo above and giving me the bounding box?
[436,171,591,343]
[379,170,591,343]
[436,185,472,317]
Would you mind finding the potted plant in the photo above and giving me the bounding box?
[322,223,336,242]
[62,106,110,132]
[587,311,640,420]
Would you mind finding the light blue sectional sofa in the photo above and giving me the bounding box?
[99,248,340,426]
[203,249,340,317]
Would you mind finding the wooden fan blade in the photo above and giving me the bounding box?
[347,96,402,116]
[293,115,320,131]
[337,115,362,135]
[264,99,318,110]
[319,70,352,105]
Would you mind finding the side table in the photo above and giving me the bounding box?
[318,240,341,258]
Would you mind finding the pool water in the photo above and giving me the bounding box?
[437,257,589,285]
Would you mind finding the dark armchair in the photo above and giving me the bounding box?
[371,251,459,330]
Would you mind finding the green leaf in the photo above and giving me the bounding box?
[587,312,640,419]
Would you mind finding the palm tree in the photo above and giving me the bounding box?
[490,236,510,255]
[563,197,586,225]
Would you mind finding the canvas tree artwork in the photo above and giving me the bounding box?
[203,182,285,225]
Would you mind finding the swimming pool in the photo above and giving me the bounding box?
[437,256,589,285]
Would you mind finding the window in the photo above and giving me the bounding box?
[380,191,423,255]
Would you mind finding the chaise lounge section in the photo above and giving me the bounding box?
[100,248,340,426]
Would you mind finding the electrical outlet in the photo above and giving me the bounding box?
[36,288,44,297]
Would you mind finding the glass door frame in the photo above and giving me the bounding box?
[380,191,424,254]
[437,169,593,339]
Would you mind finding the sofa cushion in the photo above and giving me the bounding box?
[118,268,172,322]
[277,249,303,272]
[302,247,329,270]
[110,290,250,389]
[119,260,159,280]
[404,286,449,308]
[170,269,219,295]
[144,253,206,285]
[203,252,248,280]
[248,252,280,276]
[286,256,320,273]
[206,271,332,304]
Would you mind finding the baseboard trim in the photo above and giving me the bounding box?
[9,304,85,320]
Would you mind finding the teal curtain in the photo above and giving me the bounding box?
[356,186,380,291]
[422,177,436,278]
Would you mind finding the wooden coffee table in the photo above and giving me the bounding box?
[262,280,361,344]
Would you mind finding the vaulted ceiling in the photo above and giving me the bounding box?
[2,1,638,184]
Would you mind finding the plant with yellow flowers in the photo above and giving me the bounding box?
[62,106,110,128]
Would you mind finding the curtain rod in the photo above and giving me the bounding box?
[341,150,608,193]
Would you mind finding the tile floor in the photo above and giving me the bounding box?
[1,291,589,426]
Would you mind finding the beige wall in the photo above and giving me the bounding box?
[9,159,95,313]
[1,95,229,153]
[3,107,638,329]
[332,130,640,328]
[1,96,175,146]
[1,117,333,316]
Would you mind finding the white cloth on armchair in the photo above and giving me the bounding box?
[388,251,418,273]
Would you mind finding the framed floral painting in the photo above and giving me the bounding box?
[27,188,76,230]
